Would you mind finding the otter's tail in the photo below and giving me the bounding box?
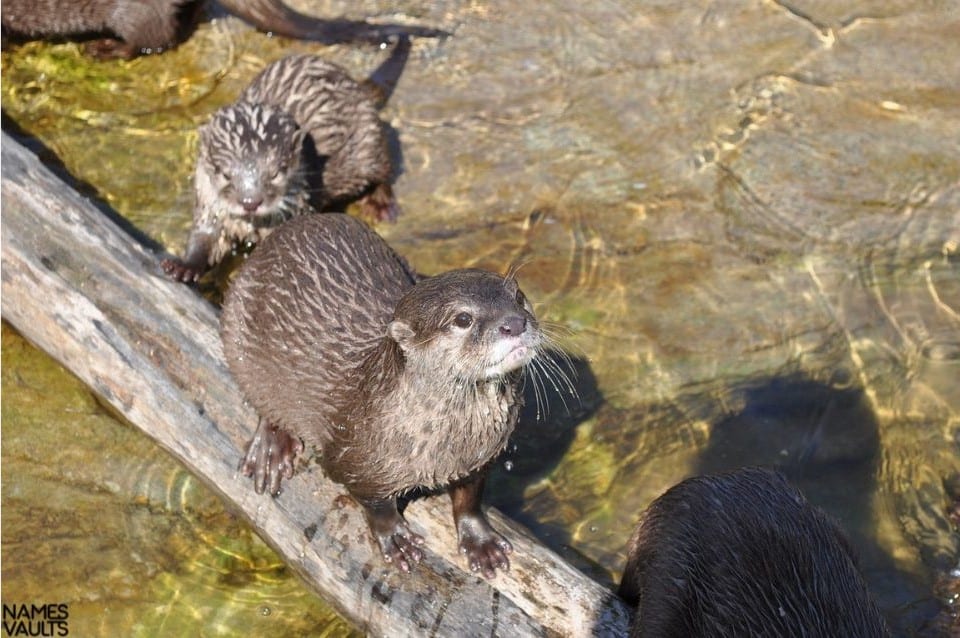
[361,35,413,109]
[217,0,448,45]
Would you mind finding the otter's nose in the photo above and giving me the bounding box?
[241,196,263,213]
[499,315,527,336]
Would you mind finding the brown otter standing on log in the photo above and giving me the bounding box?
[220,213,545,577]
[1,0,447,59]
[619,467,890,637]
[161,39,408,282]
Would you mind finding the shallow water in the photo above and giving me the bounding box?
[2,0,958,635]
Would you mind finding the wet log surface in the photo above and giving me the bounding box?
[0,132,631,637]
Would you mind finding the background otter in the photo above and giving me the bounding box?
[220,213,544,577]
[619,467,890,637]
[161,40,407,282]
[1,0,447,59]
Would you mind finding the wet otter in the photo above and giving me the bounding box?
[618,467,890,637]
[161,41,406,282]
[1,0,446,59]
[220,213,544,577]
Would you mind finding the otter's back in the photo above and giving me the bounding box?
[221,213,415,446]
[619,468,889,638]
[238,54,390,206]
[239,54,380,158]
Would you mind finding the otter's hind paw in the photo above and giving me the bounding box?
[360,497,425,572]
[376,523,425,573]
[457,514,513,579]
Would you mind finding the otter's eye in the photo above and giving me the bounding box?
[515,289,526,307]
[453,312,473,329]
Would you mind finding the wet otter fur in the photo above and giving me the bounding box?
[161,41,406,282]
[619,467,890,637]
[220,213,544,577]
[1,0,447,59]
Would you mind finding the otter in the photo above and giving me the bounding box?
[1,0,447,59]
[220,213,544,577]
[618,467,890,637]
[161,41,407,282]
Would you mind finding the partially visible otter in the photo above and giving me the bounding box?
[220,213,544,577]
[619,467,890,637]
[161,41,406,282]
[1,0,447,59]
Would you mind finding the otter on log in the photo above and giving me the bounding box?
[619,467,890,638]
[1,0,447,59]
[220,213,546,578]
[161,40,408,283]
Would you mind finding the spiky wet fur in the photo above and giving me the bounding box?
[184,52,393,271]
[191,102,309,266]
[238,53,392,207]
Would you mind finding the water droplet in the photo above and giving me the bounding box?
[259,606,271,617]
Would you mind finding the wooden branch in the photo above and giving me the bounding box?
[0,132,630,637]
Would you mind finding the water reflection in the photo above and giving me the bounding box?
[0,324,359,636]
[698,376,936,634]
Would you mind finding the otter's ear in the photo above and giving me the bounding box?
[388,320,415,349]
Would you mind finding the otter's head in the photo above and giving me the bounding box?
[388,269,541,382]
[198,102,306,220]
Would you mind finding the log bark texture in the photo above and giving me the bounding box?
[0,132,630,637]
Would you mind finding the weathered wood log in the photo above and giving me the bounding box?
[0,131,631,637]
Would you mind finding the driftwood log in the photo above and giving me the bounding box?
[0,132,631,637]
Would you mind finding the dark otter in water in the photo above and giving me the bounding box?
[161,41,406,282]
[618,467,890,637]
[220,213,544,577]
[1,0,447,59]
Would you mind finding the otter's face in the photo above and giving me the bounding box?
[388,269,542,381]
[198,102,305,220]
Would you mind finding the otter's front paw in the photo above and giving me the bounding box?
[160,257,205,284]
[358,183,401,223]
[457,514,512,579]
[239,421,303,496]
[373,520,425,573]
